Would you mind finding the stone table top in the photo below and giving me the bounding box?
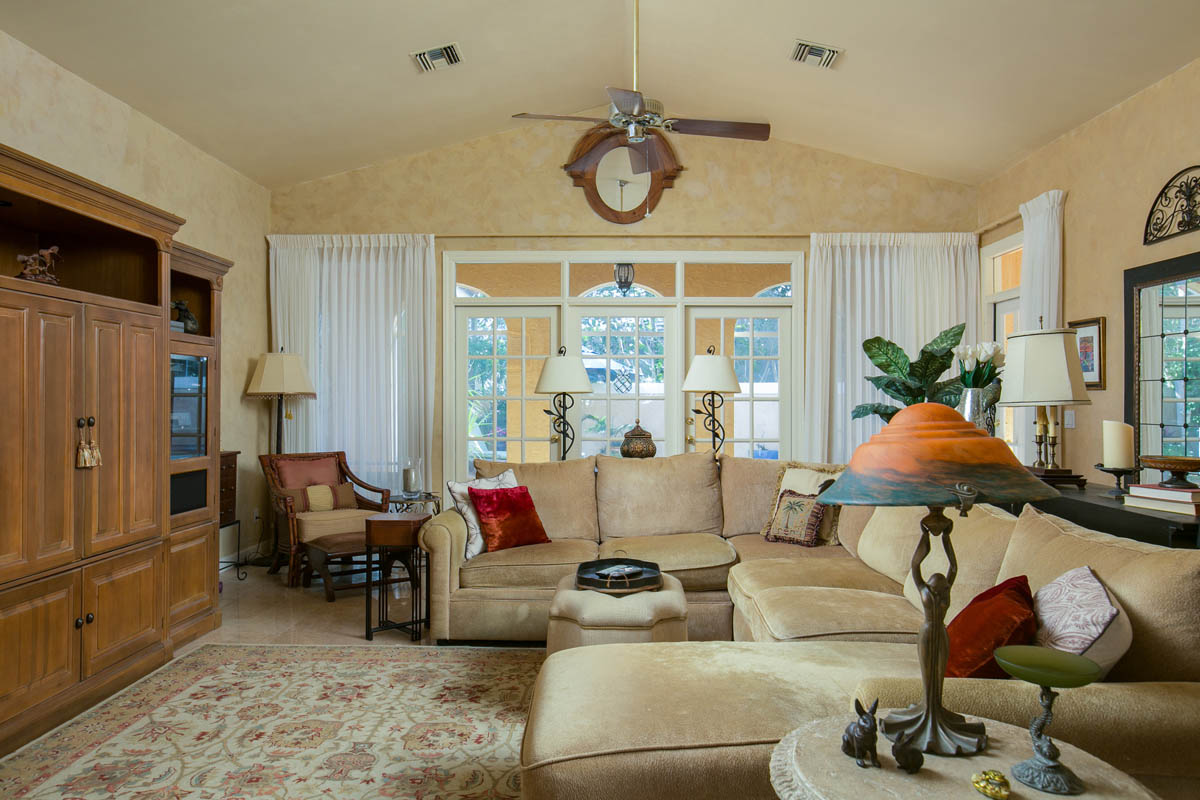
[770,714,1158,800]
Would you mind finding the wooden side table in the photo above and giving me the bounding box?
[770,714,1156,799]
[365,512,432,641]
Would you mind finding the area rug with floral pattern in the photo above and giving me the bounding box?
[0,644,545,799]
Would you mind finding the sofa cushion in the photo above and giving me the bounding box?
[998,505,1200,683]
[717,454,784,537]
[834,505,876,558]
[474,457,599,541]
[854,506,928,584]
[902,503,1017,619]
[521,641,922,800]
[596,452,721,539]
[459,539,598,589]
[742,586,922,643]
[728,557,902,611]
[295,508,378,542]
[275,455,340,489]
[598,533,736,591]
[728,534,854,563]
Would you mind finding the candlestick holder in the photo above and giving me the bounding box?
[1093,463,1138,497]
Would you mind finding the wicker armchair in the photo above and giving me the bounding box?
[260,451,390,586]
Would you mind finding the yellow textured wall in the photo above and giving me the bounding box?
[0,30,273,556]
[978,57,1200,484]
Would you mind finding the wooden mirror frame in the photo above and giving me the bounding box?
[563,125,683,224]
[1124,250,1200,463]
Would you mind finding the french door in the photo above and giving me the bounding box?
[686,308,792,460]
[565,306,682,457]
[454,307,558,478]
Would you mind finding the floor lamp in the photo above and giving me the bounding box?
[246,350,316,455]
[535,346,592,460]
[245,350,316,567]
[682,346,740,453]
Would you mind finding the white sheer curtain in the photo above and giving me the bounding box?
[1018,189,1066,330]
[801,232,980,463]
[266,234,436,491]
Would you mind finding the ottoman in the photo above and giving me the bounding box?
[545,573,688,655]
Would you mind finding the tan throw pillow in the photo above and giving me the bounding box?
[447,469,519,559]
[279,486,309,512]
[763,490,827,547]
[305,484,335,512]
[1035,565,1133,679]
[333,482,357,508]
[760,461,844,544]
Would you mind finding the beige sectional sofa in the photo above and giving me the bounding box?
[509,465,1200,800]
[419,452,831,643]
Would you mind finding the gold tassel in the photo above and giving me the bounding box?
[76,423,92,468]
[89,438,102,467]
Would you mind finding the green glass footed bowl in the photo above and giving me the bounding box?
[993,645,1102,688]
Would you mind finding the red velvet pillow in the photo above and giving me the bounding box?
[945,575,1037,679]
[467,486,551,553]
[275,456,340,489]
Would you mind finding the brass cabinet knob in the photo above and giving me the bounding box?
[686,417,695,426]
[686,435,696,445]
[550,434,561,444]
[85,613,94,624]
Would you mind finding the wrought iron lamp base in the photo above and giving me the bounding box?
[1011,686,1085,795]
[882,703,987,756]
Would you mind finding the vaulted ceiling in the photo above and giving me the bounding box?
[2,0,1199,188]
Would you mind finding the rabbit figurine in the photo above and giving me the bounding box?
[841,698,880,768]
[892,731,924,774]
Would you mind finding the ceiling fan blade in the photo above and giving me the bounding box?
[627,138,659,175]
[668,118,771,141]
[513,113,609,123]
[606,87,644,116]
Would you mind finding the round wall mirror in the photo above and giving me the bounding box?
[595,147,651,212]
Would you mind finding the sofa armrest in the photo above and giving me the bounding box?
[418,509,468,640]
[854,676,1200,780]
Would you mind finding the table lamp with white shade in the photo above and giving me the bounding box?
[535,346,592,460]
[682,346,741,454]
[245,350,316,454]
[998,328,1090,486]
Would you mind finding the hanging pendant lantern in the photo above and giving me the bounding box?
[614,262,635,295]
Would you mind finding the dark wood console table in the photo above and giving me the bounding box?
[1003,485,1198,549]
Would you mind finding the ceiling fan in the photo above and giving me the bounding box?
[512,0,770,175]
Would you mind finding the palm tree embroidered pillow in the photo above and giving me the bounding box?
[764,489,828,546]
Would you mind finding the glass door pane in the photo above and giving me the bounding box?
[568,307,679,457]
[455,307,557,478]
[170,353,207,459]
[687,308,790,460]
[991,296,1031,463]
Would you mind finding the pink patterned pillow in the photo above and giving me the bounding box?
[1034,566,1132,678]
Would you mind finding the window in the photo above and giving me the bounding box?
[981,231,1027,460]
[580,282,661,298]
[755,282,793,298]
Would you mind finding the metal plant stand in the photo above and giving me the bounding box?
[1011,687,1085,795]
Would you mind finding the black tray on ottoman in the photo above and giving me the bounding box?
[575,558,662,595]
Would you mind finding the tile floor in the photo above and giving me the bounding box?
[180,563,433,656]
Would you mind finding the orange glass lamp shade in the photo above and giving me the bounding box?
[819,403,1059,508]
[818,403,1059,757]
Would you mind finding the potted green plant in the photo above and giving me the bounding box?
[850,323,966,425]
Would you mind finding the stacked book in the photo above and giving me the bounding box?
[1124,484,1200,516]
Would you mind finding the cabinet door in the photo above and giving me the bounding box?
[83,307,163,555]
[81,545,162,678]
[0,572,81,724]
[0,290,82,583]
[167,523,216,628]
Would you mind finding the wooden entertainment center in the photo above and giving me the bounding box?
[0,143,232,753]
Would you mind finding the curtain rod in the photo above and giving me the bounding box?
[974,210,1021,237]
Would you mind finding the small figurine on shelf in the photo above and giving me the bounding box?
[841,698,880,768]
[15,245,62,285]
[891,731,923,774]
[172,300,200,334]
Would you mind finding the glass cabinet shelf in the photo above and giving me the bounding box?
[170,353,208,459]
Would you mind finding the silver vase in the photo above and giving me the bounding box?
[959,387,989,433]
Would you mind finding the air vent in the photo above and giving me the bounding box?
[791,39,840,69]
[412,42,462,73]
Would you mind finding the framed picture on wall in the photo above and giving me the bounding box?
[1068,316,1106,389]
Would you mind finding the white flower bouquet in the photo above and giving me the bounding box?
[952,341,1004,389]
